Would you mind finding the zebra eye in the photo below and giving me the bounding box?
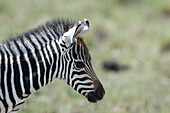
[75,61,85,68]
[87,54,91,60]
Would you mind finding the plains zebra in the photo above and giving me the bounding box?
[0,18,105,113]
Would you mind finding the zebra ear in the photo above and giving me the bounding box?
[73,18,90,38]
[62,19,90,47]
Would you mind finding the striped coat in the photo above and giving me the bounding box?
[0,19,105,113]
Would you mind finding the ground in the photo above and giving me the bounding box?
[0,0,170,113]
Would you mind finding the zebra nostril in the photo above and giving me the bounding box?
[97,90,105,99]
[100,91,105,97]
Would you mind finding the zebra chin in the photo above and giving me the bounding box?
[86,83,105,103]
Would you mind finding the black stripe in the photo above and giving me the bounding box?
[11,109,19,112]
[81,46,85,60]
[16,101,25,106]
[63,57,67,79]
[66,51,73,85]
[0,50,8,112]
[52,29,60,39]
[50,42,58,81]
[56,55,60,78]
[71,71,87,78]
[38,30,48,43]
[60,57,64,79]
[37,49,45,87]
[13,61,22,98]
[54,42,61,78]
[78,87,94,94]
[48,27,58,39]
[29,52,39,90]
[72,44,77,59]
[77,43,80,59]
[60,43,67,49]
[43,28,53,40]
[20,59,31,95]
[71,76,91,88]
[42,49,50,85]
[47,47,53,83]
[12,101,25,112]
[74,82,93,91]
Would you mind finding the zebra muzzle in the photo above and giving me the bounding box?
[86,83,105,103]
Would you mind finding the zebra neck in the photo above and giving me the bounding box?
[24,40,63,94]
[0,38,63,97]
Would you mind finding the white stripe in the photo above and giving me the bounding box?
[47,44,54,83]
[30,35,41,49]
[16,40,27,53]
[62,54,66,79]
[75,42,79,59]
[73,79,92,89]
[71,74,88,87]
[64,52,70,82]
[55,40,63,79]
[23,37,35,50]
[16,56,25,96]
[51,41,60,79]
[0,101,5,113]
[49,28,59,39]
[81,89,94,96]
[43,47,51,65]
[77,85,94,95]
[39,29,49,42]
[58,54,63,79]
[45,26,54,40]
[9,41,20,57]
[34,33,46,47]
[0,55,3,99]
[69,64,73,85]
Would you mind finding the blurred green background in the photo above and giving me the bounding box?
[0,0,170,113]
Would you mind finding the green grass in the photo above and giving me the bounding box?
[0,0,170,113]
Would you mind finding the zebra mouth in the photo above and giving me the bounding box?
[86,91,104,103]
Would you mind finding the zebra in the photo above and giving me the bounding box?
[0,18,105,113]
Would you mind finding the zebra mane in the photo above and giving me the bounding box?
[1,19,76,45]
[0,19,90,57]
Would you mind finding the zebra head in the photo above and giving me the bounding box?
[59,19,105,103]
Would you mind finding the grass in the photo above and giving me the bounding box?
[0,0,170,113]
